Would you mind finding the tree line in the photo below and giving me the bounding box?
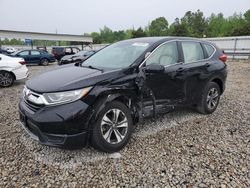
[89,9,250,44]
[1,9,249,46]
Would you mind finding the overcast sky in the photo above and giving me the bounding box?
[0,0,249,35]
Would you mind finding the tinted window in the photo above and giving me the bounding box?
[19,51,29,56]
[146,42,178,66]
[204,44,215,57]
[182,42,204,63]
[53,48,64,53]
[31,51,40,55]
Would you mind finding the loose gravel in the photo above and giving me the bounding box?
[0,61,249,187]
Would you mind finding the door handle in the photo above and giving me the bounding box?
[176,67,184,72]
[205,63,210,67]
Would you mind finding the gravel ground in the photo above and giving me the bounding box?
[0,61,249,187]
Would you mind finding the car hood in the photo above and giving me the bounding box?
[26,65,121,93]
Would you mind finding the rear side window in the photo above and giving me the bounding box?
[31,51,40,55]
[52,48,64,53]
[204,44,215,57]
[182,42,204,63]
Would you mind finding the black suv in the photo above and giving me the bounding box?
[19,37,227,153]
[51,46,80,61]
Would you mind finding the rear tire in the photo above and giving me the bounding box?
[196,82,220,114]
[91,101,133,153]
[40,58,49,66]
[0,71,14,87]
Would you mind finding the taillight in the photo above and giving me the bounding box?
[19,61,26,65]
[219,54,227,63]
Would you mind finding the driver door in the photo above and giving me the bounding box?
[143,41,186,104]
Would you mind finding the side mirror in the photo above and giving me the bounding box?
[145,64,165,73]
[0,57,2,61]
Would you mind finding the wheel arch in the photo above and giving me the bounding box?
[88,91,138,130]
[0,70,16,80]
[210,77,224,94]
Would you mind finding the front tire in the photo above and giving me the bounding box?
[91,101,133,153]
[196,82,221,114]
[0,71,14,87]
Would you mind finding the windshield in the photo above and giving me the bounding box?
[82,41,149,69]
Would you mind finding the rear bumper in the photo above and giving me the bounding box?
[13,65,29,80]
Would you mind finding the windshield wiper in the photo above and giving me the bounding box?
[81,65,103,72]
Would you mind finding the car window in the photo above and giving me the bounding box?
[19,51,29,56]
[65,48,72,53]
[204,44,215,57]
[53,48,64,53]
[146,42,179,66]
[31,51,40,55]
[182,42,204,63]
[72,48,79,53]
[83,41,149,69]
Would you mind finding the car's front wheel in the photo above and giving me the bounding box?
[0,71,14,87]
[91,101,133,153]
[196,82,221,114]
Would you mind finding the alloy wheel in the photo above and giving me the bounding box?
[101,108,128,144]
[206,88,219,110]
[0,72,13,87]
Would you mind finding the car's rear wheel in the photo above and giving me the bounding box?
[196,82,220,114]
[0,71,14,87]
[91,101,133,153]
[40,58,49,66]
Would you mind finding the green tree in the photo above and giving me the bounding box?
[169,18,189,36]
[148,17,169,36]
[91,32,101,44]
[113,30,126,42]
[99,26,114,43]
[181,10,208,37]
[131,27,147,38]
[207,13,229,37]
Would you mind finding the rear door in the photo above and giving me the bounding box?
[30,50,41,64]
[179,41,211,104]
[144,41,186,104]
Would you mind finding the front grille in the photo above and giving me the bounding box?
[24,99,44,112]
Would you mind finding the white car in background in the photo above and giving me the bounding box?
[0,54,29,87]
[6,47,17,54]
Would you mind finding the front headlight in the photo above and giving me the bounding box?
[42,87,92,105]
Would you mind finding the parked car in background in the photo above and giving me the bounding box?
[0,54,28,87]
[6,47,17,54]
[19,37,227,152]
[36,46,48,52]
[59,50,96,65]
[11,50,55,65]
[51,46,80,61]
